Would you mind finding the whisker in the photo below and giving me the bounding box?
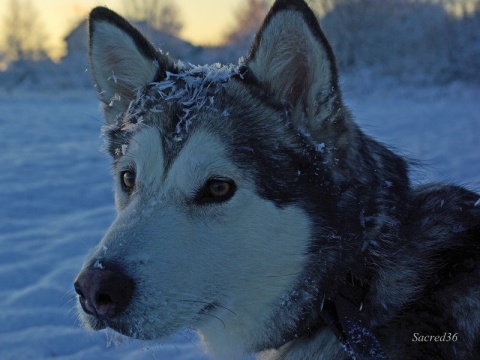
[177,329,202,353]
[84,113,104,124]
[205,313,226,329]
[180,299,237,317]
[262,271,303,278]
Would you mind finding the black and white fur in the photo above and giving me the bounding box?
[74,1,480,359]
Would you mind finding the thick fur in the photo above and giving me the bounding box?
[76,1,480,359]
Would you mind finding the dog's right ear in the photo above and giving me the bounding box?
[245,0,350,147]
[89,7,173,124]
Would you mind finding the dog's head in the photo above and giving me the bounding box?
[75,0,353,357]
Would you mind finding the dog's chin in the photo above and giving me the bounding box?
[81,313,172,341]
[78,302,210,341]
[80,313,108,331]
[82,316,148,339]
[108,322,149,340]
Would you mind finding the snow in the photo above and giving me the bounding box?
[151,61,241,139]
[1,77,479,359]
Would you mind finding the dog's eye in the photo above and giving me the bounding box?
[195,177,236,204]
[208,180,231,198]
[121,170,136,191]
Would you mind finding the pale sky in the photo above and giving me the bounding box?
[0,0,246,59]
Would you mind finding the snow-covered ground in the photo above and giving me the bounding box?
[1,79,478,359]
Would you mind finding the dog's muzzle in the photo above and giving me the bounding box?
[74,264,135,319]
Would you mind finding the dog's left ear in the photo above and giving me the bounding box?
[247,0,348,140]
[88,7,173,124]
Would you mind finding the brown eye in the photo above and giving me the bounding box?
[208,180,231,198]
[121,170,136,191]
[195,177,236,204]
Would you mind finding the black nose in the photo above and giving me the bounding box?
[74,264,135,318]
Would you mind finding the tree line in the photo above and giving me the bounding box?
[1,0,479,85]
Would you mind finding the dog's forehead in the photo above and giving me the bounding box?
[144,62,241,125]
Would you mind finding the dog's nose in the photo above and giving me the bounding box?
[74,265,134,318]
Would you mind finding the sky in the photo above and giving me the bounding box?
[0,0,247,60]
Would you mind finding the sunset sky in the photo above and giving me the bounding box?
[0,0,247,59]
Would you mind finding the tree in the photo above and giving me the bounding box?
[122,0,183,36]
[321,0,450,68]
[446,2,480,82]
[223,0,272,45]
[1,0,48,62]
[438,0,480,16]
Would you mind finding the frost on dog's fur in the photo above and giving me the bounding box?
[77,1,480,359]
[101,60,243,157]
[146,61,242,141]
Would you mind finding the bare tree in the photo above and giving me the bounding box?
[123,0,183,36]
[438,0,480,16]
[1,0,48,62]
[223,0,272,45]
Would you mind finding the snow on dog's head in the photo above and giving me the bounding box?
[102,60,243,163]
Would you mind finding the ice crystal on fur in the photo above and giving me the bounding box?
[149,61,242,140]
[315,143,326,153]
[343,319,386,358]
[101,60,243,155]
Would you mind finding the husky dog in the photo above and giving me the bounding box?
[74,0,480,358]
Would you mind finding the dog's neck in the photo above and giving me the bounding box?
[261,229,388,358]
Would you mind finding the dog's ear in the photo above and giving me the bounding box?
[246,0,349,141]
[88,7,173,124]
